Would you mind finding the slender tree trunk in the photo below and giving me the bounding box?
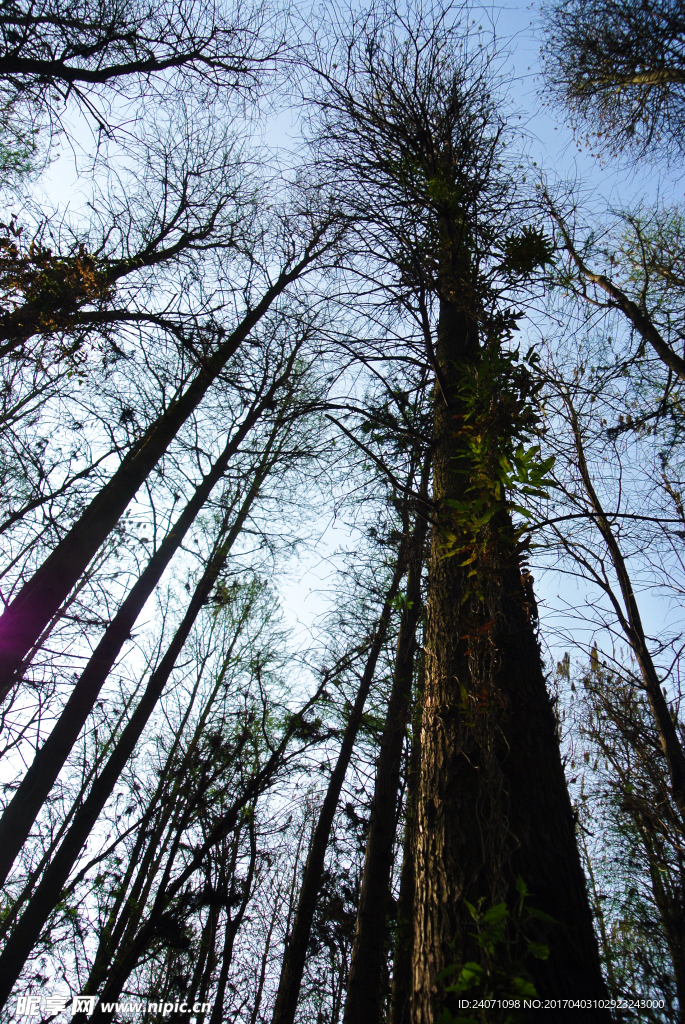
[412,292,609,1023]
[389,683,422,1024]
[198,824,257,1024]
[206,900,240,1024]
[84,817,257,1024]
[643,830,685,1016]
[93,761,273,1023]
[0,684,144,942]
[0,597,322,1012]
[249,894,281,1024]
[76,740,215,1013]
[565,394,685,810]
[186,902,220,1015]
[0,240,326,695]
[270,544,410,1024]
[0,484,268,1007]
[0,374,290,887]
[343,484,428,1024]
[68,651,218,999]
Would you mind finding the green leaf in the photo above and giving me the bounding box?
[455,963,484,990]
[464,900,479,921]
[482,901,509,924]
[512,978,538,997]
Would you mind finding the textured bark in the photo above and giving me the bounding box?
[389,686,422,1024]
[270,546,410,1024]
[411,293,609,1023]
[343,492,428,1024]
[0,376,289,888]
[0,236,329,697]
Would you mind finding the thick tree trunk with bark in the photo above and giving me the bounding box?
[343,491,428,1024]
[411,294,609,1023]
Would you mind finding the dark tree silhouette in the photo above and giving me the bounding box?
[310,3,608,1017]
[541,0,685,161]
[0,0,286,135]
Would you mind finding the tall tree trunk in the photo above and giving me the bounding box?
[411,292,609,1023]
[84,708,312,1023]
[389,683,422,1024]
[0,684,144,942]
[0,238,327,696]
[0,484,271,1007]
[62,643,223,999]
[186,901,220,1016]
[565,393,685,810]
[197,825,257,1024]
[80,806,258,1024]
[0,373,291,887]
[343,477,428,1024]
[206,896,241,1024]
[249,893,281,1024]
[270,541,410,1024]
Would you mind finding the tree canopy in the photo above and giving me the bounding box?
[541,0,685,161]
